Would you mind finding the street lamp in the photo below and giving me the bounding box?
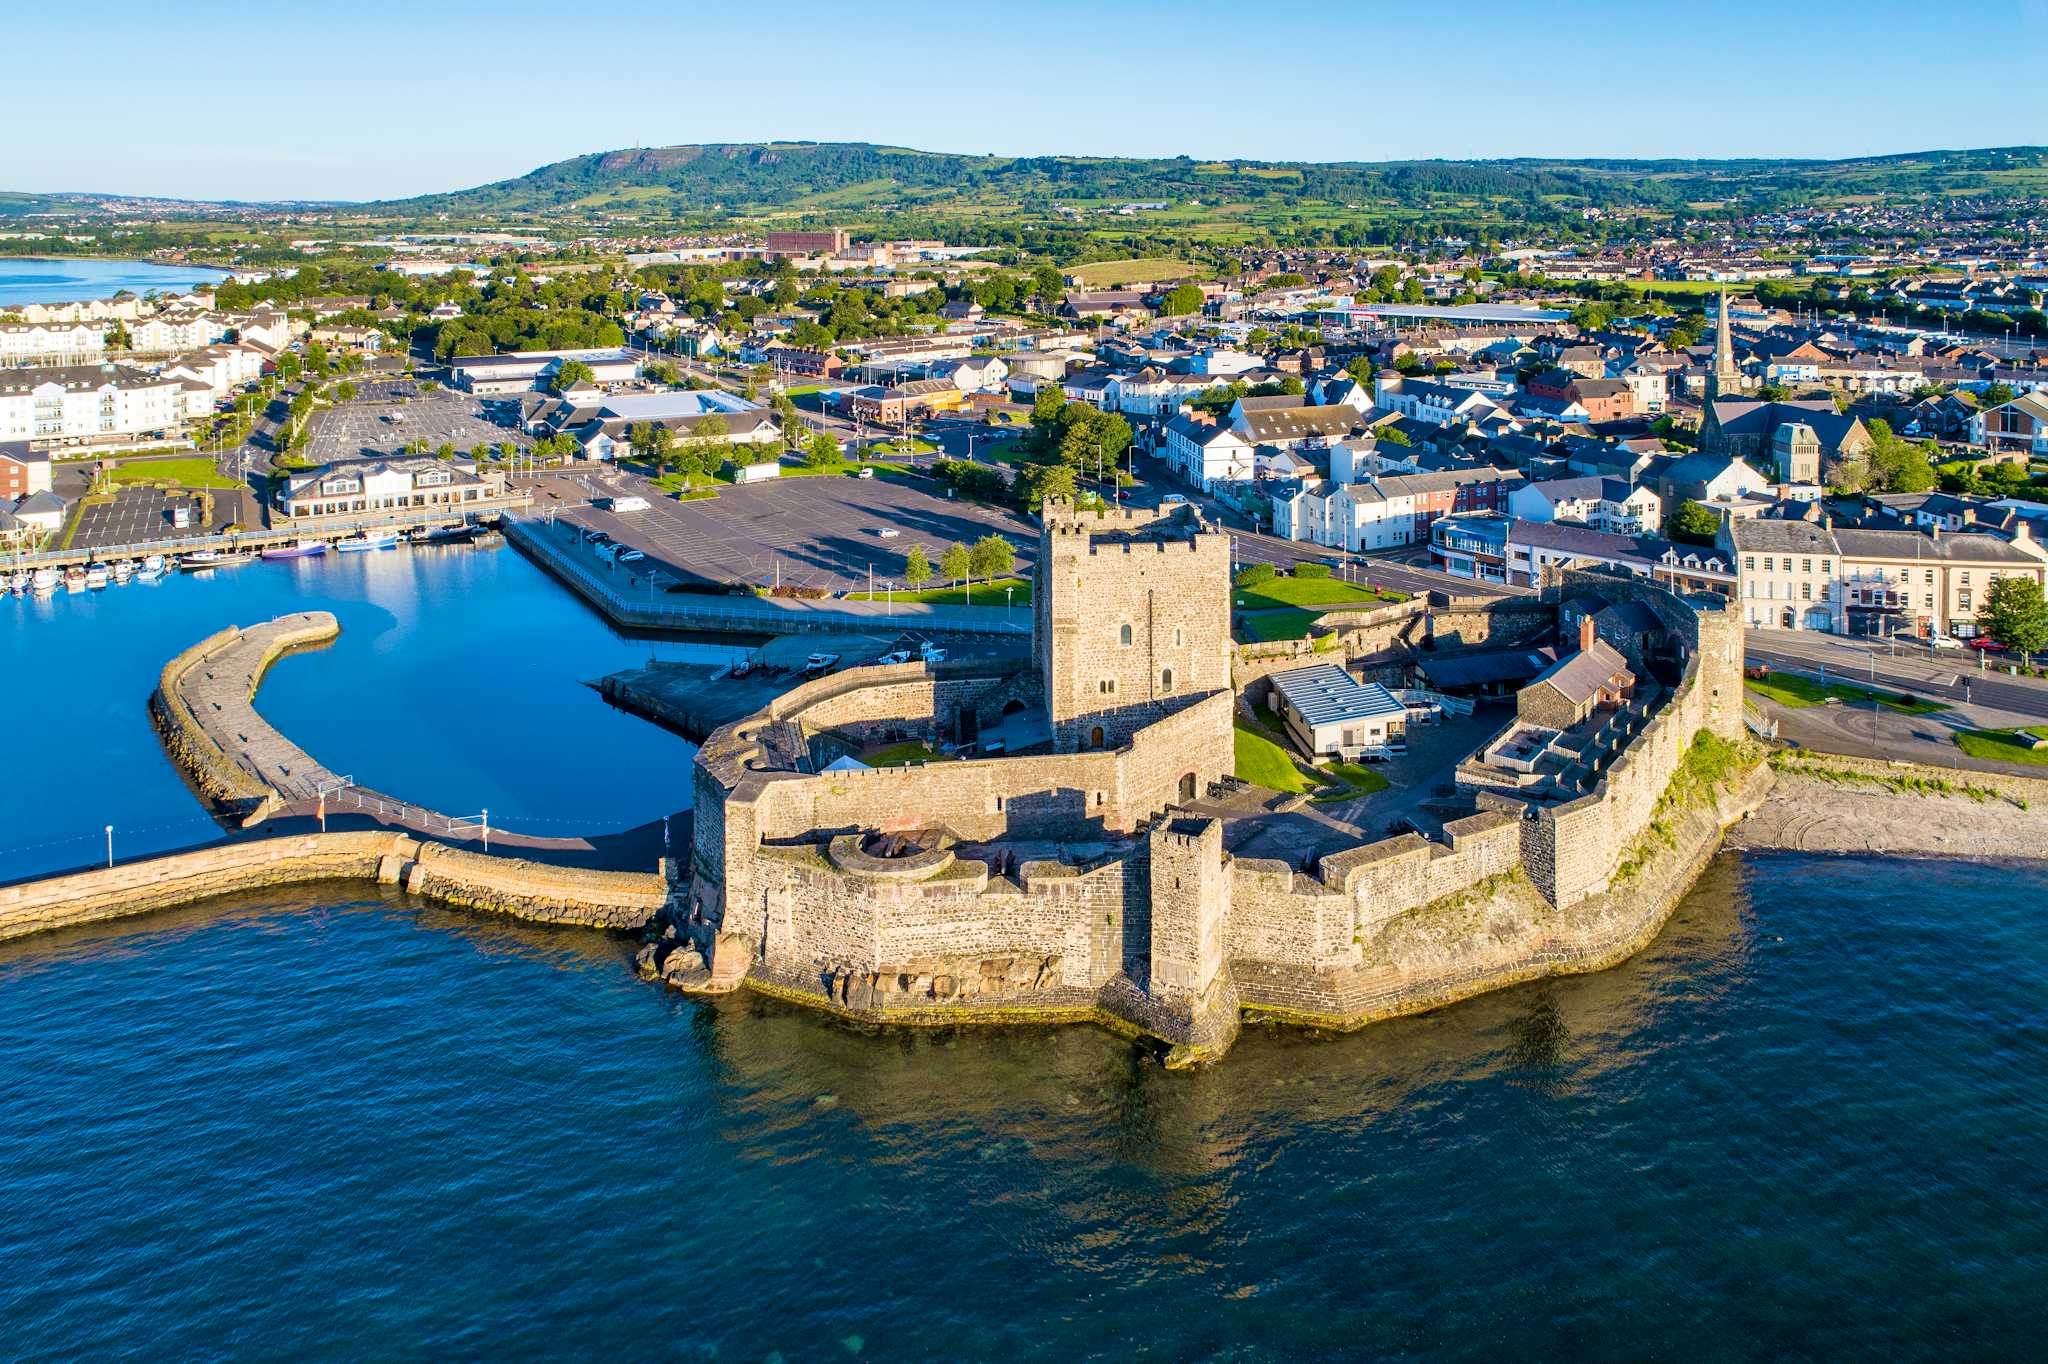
[104,824,113,869]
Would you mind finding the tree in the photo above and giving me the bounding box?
[1983,575,2048,656]
[1029,263,1065,305]
[939,542,972,585]
[903,544,933,589]
[1981,381,2016,408]
[551,359,595,392]
[1016,459,1077,507]
[969,533,1015,582]
[333,381,356,402]
[1666,499,1721,546]
[434,442,456,461]
[104,321,131,350]
[1160,283,1205,316]
[804,430,842,469]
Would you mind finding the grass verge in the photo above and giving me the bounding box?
[866,741,959,768]
[846,577,1031,607]
[1745,673,1941,714]
[103,456,241,490]
[1955,726,2048,766]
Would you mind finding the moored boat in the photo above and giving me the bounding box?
[260,539,327,561]
[138,555,166,579]
[62,566,86,590]
[6,571,27,594]
[83,563,110,588]
[334,531,398,553]
[112,560,134,582]
[31,568,58,594]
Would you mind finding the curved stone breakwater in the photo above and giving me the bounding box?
[150,612,345,827]
[0,831,668,943]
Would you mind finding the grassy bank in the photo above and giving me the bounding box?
[1955,725,2048,766]
[104,456,240,491]
[846,577,1032,607]
[1745,673,1941,714]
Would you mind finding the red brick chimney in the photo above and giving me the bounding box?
[1580,614,1597,653]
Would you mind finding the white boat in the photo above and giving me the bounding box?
[31,568,58,594]
[138,555,166,579]
[83,564,110,588]
[62,566,86,591]
[112,560,135,582]
[6,572,26,594]
[334,532,398,553]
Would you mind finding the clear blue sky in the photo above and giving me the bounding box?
[16,0,2047,201]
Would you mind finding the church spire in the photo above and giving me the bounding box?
[1709,283,1740,400]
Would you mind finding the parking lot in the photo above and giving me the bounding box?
[306,390,527,464]
[69,487,236,550]
[552,467,1040,594]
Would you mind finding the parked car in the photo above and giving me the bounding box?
[876,527,901,538]
[1160,493,1188,505]
[1928,632,1963,650]
[855,467,874,479]
[877,650,915,666]
[803,652,840,672]
[615,549,646,564]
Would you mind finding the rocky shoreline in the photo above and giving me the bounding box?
[1730,757,2048,865]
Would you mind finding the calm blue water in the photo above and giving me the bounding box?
[0,853,2040,1358]
[0,256,229,307]
[0,545,736,879]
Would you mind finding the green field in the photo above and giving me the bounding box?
[103,457,240,490]
[1955,726,2048,766]
[1744,674,1942,714]
[1066,258,1202,287]
[1234,721,1317,793]
[1232,577,1403,612]
[846,576,1031,607]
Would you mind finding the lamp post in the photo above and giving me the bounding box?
[104,825,113,869]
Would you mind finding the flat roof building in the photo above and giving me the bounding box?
[447,348,639,394]
[1268,664,1408,761]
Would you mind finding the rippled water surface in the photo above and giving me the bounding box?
[0,257,229,306]
[0,546,727,879]
[2,854,2041,1359]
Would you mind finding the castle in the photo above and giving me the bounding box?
[676,500,1753,1064]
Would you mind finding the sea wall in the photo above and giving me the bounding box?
[149,612,342,825]
[1232,759,1774,1029]
[0,831,668,943]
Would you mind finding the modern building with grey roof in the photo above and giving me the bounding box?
[1267,664,1408,760]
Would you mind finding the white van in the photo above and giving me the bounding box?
[595,495,649,512]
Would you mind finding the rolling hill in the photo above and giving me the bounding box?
[382,141,2048,220]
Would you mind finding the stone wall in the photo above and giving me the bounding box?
[150,614,343,825]
[0,831,668,944]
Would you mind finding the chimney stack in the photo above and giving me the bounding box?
[1579,614,1597,654]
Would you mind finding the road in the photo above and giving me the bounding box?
[1744,629,2048,721]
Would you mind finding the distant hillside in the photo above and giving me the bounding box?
[384,141,2048,220]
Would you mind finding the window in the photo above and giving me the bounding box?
[1822,560,1832,573]
[1174,627,1183,646]
[1925,570,1935,585]
[1960,572,1971,585]
[1802,559,1811,573]
[1119,624,1133,647]
[1763,557,1774,571]
[1098,678,1116,695]
[1744,556,1755,570]
[1801,583,1812,600]
[1160,668,1174,692]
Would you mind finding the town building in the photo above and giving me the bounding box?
[0,440,53,500]
[274,457,505,520]
[448,348,641,395]
[0,321,104,367]
[0,363,186,450]
[1971,391,2048,458]
[1727,517,1842,632]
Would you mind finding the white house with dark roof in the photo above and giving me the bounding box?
[1267,663,1408,760]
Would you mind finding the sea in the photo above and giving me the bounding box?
[0,256,230,308]
[1,546,2043,1359]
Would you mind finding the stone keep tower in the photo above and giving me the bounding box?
[1033,501,1232,753]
